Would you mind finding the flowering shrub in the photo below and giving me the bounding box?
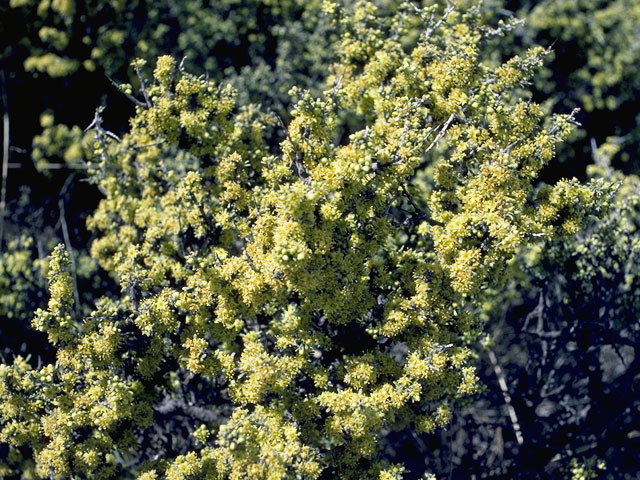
[0,1,624,479]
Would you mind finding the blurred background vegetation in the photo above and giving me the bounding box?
[0,0,638,478]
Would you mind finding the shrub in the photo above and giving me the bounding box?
[0,2,615,479]
[510,0,640,176]
[414,163,639,477]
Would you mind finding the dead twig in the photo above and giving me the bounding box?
[488,349,524,446]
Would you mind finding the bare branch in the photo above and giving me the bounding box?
[294,152,311,185]
[478,18,525,38]
[407,0,454,40]
[488,349,524,446]
[500,139,521,154]
[425,112,456,155]
[0,70,9,251]
[135,65,152,108]
[132,140,165,150]
[104,130,122,142]
[34,163,88,170]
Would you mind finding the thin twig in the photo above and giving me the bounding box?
[590,137,613,178]
[393,112,457,173]
[106,73,147,108]
[549,108,580,137]
[104,130,122,142]
[36,163,88,170]
[132,140,165,150]
[0,70,9,251]
[478,18,525,37]
[488,349,524,446]
[135,65,152,108]
[500,139,521,154]
[425,112,456,155]
[422,3,455,40]
[85,108,121,142]
[241,239,258,273]
[36,235,46,285]
[294,152,311,185]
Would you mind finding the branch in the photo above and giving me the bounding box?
[424,3,454,40]
[400,183,444,226]
[425,112,456,155]
[412,112,457,174]
[132,140,165,150]
[36,163,88,170]
[294,152,311,185]
[409,1,455,40]
[106,73,147,108]
[549,108,581,137]
[85,108,121,142]
[178,56,188,72]
[135,64,152,108]
[0,70,9,251]
[155,397,223,424]
[488,349,524,446]
[58,196,81,317]
[238,235,259,273]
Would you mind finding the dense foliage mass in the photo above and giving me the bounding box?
[522,0,640,175]
[0,0,638,479]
